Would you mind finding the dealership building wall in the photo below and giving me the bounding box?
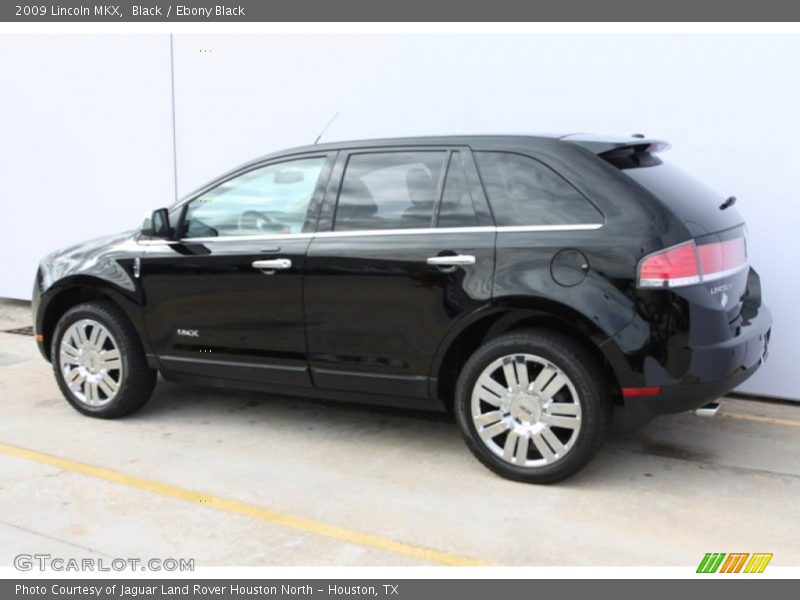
[1,34,797,400]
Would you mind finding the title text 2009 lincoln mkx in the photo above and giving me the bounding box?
[32,134,771,482]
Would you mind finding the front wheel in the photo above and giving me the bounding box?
[454,329,611,484]
[51,301,156,418]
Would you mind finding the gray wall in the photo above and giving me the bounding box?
[2,34,797,399]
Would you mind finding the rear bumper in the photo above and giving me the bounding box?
[622,303,771,423]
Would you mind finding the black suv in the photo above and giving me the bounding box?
[32,134,771,483]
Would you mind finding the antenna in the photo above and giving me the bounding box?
[314,111,340,145]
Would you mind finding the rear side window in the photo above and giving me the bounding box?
[620,161,744,233]
[334,151,446,231]
[475,152,602,227]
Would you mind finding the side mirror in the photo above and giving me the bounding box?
[142,208,173,239]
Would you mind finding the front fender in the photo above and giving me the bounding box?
[33,232,147,360]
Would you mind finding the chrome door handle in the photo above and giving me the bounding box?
[252,258,292,271]
[426,255,476,267]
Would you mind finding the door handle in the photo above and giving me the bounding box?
[252,258,292,272]
[426,255,476,267]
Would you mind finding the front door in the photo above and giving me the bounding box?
[140,153,334,387]
[304,148,496,400]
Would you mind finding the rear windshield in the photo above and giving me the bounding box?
[620,161,744,235]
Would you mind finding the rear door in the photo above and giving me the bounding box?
[304,147,495,400]
[140,153,334,387]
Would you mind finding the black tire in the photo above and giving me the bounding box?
[454,329,611,484]
[51,301,156,418]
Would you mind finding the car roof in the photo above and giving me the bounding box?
[246,132,669,164]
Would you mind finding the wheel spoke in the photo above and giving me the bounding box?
[479,419,511,441]
[74,324,89,347]
[515,432,529,463]
[531,431,555,463]
[541,373,567,399]
[102,355,121,371]
[541,426,566,456]
[98,373,118,397]
[88,324,102,347]
[60,343,81,364]
[65,368,84,386]
[94,329,109,350]
[503,430,528,464]
[101,348,120,361]
[514,356,529,390]
[475,410,505,427]
[476,374,507,406]
[548,402,579,416]
[85,380,99,403]
[502,359,518,390]
[542,414,580,430]
[532,365,556,393]
[65,331,81,350]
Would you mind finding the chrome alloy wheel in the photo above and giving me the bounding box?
[471,354,582,467]
[59,319,123,407]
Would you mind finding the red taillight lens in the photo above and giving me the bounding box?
[638,241,701,288]
[697,237,747,281]
[638,234,748,288]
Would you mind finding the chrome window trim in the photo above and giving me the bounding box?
[136,223,603,246]
[176,233,315,244]
[496,223,603,233]
[314,226,494,238]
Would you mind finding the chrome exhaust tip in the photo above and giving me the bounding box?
[695,401,720,417]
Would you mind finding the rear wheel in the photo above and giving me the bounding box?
[454,329,611,483]
[51,301,156,418]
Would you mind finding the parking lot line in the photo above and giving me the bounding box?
[722,412,800,428]
[0,441,487,567]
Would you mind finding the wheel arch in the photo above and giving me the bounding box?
[38,276,148,362]
[432,299,626,409]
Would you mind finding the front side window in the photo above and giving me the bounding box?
[182,156,326,238]
[475,152,602,227]
[334,151,447,231]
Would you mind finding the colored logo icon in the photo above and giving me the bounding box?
[697,552,773,573]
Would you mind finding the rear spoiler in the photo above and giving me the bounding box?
[559,133,671,169]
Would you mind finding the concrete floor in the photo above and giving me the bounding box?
[0,300,799,567]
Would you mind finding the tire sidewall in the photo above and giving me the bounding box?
[455,332,608,483]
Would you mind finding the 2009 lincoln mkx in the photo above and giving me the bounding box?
[32,134,772,482]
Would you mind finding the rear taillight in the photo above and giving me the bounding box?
[697,237,747,282]
[638,241,701,287]
[638,235,747,288]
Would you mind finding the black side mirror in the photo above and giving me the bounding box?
[142,208,173,239]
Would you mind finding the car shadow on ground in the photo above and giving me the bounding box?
[128,376,733,487]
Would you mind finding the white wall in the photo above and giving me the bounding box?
[0,35,175,300]
[2,34,798,399]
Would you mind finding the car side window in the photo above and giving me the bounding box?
[333,151,447,231]
[475,152,603,226]
[181,156,326,238]
[437,152,479,228]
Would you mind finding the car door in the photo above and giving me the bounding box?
[304,147,496,401]
[140,152,335,387]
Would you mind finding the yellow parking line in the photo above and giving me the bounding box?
[722,412,800,428]
[0,441,487,566]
